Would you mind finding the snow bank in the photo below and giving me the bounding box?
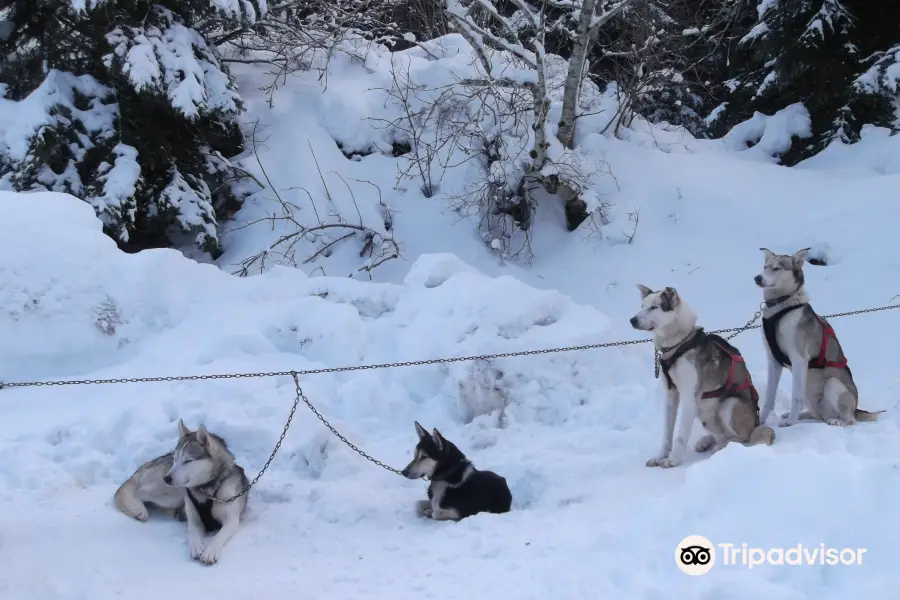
[2,189,900,599]
[797,125,900,176]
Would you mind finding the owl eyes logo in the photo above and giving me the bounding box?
[680,545,711,565]
[676,536,716,575]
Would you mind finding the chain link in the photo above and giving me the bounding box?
[292,374,404,476]
[209,372,302,503]
[209,372,400,502]
[1,301,898,500]
[654,306,765,379]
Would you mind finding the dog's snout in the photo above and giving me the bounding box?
[401,468,409,477]
[629,316,639,328]
[163,474,173,485]
[753,274,763,285]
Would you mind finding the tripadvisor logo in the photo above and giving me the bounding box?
[675,535,715,576]
[675,536,867,575]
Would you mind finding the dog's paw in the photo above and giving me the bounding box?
[778,413,797,427]
[198,546,220,566]
[826,418,849,427]
[414,500,432,518]
[694,435,716,453]
[133,510,149,522]
[646,456,666,467]
[190,541,206,561]
[659,457,681,469]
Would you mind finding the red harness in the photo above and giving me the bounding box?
[761,304,848,371]
[658,329,760,405]
[705,341,757,400]
[810,319,848,369]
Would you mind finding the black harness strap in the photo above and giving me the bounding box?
[659,329,706,390]
[764,302,852,376]
[761,304,804,368]
[659,329,761,425]
[186,489,222,533]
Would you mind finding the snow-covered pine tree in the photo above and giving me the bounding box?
[850,43,900,134]
[842,2,900,138]
[709,0,899,164]
[0,0,263,256]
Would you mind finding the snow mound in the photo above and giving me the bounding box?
[797,125,900,176]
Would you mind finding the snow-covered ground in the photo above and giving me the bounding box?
[3,35,900,600]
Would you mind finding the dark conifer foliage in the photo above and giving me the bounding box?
[709,0,899,164]
[0,0,265,256]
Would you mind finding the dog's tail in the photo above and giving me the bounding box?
[854,408,884,422]
[748,425,775,446]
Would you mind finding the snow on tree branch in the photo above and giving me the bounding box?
[91,143,142,242]
[159,167,220,249]
[0,0,261,257]
[209,0,267,21]
[66,0,265,23]
[855,44,900,97]
[433,0,618,247]
[589,0,633,33]
[445,0,538,71]
[0,70,141,243]
[104,7,242,120]
[798,0,851,47]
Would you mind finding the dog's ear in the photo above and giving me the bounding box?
[660,287,680,312]
[792,247,810,267]
[196,424,210,445]
[760,247,776,262]
[177,418,191,438]
[431,428,445,451]
[414,421,429,441]
[636,284,653,299]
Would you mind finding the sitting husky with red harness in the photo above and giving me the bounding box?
[755,247,883,427]
[631,285,775,469]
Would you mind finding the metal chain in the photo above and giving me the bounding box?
[721,306,765,341]
[0,341,647,389]
[209,372,401,502]
[1,303,898,391]
[211,372,302,503]
[655,306,764,379]
[292,375,404,476]
[2,302,898,500]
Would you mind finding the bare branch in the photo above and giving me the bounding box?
[223,120,400,277]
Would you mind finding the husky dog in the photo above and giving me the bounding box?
[114,419,249,565]
[631,285,775,468]
[401,422,512,521]
[755,247,883,427]
[114,452,187,523]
